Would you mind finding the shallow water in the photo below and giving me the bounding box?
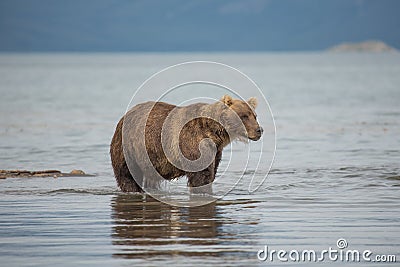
[1,53,399,266]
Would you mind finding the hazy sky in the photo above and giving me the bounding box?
[0,0,399,51]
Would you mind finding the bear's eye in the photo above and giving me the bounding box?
[241,114,249,119]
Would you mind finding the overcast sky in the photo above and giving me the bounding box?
[0,0,399,52]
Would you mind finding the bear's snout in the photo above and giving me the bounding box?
[249,126,263,141]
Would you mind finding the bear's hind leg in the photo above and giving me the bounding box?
[114,159,143,193]
[110,117,143,193]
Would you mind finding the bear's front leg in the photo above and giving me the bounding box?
[214,150,222,176]
[187,161,215,195]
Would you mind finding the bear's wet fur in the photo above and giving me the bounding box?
[110,95,262,193]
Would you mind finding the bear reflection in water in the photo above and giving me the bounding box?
[111,194,223,259]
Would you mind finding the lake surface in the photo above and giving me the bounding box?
[0,53,399,266]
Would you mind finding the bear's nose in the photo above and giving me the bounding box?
[256,127,263,135]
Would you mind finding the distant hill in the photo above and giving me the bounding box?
[328,40,398,52]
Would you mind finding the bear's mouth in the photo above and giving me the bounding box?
[248,135,261,141]
[237,133,261,142]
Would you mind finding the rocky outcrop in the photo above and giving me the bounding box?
[328,40,397,52]
[0,169,92,179]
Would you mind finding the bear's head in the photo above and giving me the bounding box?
[219,95,263,141]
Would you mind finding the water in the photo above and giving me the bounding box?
[0,53,399,266]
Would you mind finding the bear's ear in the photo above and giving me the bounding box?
[247,97,258,109]
[221,95,233,107]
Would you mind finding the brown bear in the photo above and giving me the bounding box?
[110,95,263,193]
